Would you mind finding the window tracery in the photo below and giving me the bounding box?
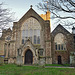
[54,33,66,50]
[21,17,41,44]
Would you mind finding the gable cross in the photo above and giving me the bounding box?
[30,5,33,8]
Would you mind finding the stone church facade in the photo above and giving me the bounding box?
[0,7,75,65]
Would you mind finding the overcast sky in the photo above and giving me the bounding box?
[0,0,72,37]
[0,0,52,36]
[0,0,44,20]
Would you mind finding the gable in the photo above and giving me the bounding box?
[51,24,71,37]
[18,7,45,28]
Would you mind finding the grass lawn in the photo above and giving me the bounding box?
[0,64,75,75]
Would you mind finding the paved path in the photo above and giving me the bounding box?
[24,65,75,68]
[45,66,75,68]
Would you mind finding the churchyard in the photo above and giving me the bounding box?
[0,64,75,75]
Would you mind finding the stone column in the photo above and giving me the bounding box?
[45,21,52,64]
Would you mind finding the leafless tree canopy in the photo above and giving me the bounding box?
[37,0,75,27]
[0,3,15,33]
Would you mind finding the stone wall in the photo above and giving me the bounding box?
[44,21,52,64]
[0,40,4,55]
[51,25,74,64]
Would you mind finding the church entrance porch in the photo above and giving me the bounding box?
[24,49,33,64]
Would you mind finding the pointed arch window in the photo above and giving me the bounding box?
[54,33,66,50]
[21,17,41,44]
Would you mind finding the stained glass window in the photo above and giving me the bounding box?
[58,44,60,50]
[22,39,24,44]
[21,17,41,44]
[55,43,57,50]
[37,36,40,44]
[34,35,37,44]
[54,33,66,50]
[61,44,63,50]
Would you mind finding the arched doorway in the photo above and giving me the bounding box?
[58,56,62,64]
[25,49,33,64]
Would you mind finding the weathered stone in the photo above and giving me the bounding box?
[16,56,23,65]
[0,7,74,66]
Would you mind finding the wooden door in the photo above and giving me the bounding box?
[25,50,33,64]
[58,56,61,64]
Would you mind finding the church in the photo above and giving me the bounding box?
[0,6,75,65]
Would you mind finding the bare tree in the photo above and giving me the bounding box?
[37,0,75,28]
[0,3,15,34]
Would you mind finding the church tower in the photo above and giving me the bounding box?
[40,10,51,27]
[40,10,52,64]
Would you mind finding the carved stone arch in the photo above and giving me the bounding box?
[19,8,45,29]
[15,8,46,51]
[20,16,44,32]
[25,49,33,64]
[22,47,35,57]
[22,46,36,64]
[20,14,45,47]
